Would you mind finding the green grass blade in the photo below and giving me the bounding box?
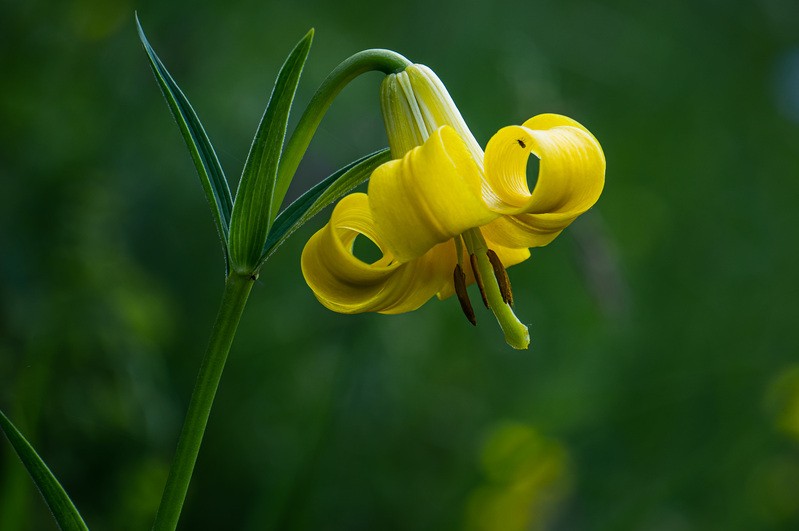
[259,148,390,265]
[135,14,233,270]
[0,410,89,531]
[228,29,314,274]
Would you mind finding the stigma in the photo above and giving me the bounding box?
[451,229,530,349]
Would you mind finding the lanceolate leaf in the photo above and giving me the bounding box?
[0,410,88,531]
[228,30,314,274]
[136,15,233,270]
[259,148,390,265]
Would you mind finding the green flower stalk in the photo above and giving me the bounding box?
[134,21,412,531]
[153,273,253,530]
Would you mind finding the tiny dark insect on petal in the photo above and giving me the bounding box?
[516,139,526,149]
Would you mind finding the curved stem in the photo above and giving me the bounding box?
[153,273,254,530]
[271,49,411,217]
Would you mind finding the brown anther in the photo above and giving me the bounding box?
[504,273,514,306]
[486,249,514,306]
[453,264,476,326]
[469,254,490,308]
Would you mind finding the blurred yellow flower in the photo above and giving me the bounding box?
[464,422,572,531]
[301,65,605,349]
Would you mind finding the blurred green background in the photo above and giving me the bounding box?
[3,0,799,529]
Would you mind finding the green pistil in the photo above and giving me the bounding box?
[463,229,530,350]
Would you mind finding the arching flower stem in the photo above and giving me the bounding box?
[273,50,412,217]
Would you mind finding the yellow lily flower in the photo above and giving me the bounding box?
[301,64,605,349]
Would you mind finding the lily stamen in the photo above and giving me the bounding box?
[453,263,476,326]
[469,253,490,308]
[486,249,513,306]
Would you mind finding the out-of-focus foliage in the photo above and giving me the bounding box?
[2,0,799,529]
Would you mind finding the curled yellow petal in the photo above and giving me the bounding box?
[369,126,497,262]
[481,113,605,248]
[301,193,451,314]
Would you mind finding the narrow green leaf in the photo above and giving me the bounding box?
[259,148,391,265]
[0,410,88,531]
[228,29,314,274]
[136,14,233,270]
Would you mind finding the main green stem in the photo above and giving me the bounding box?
[153,273,254,530]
